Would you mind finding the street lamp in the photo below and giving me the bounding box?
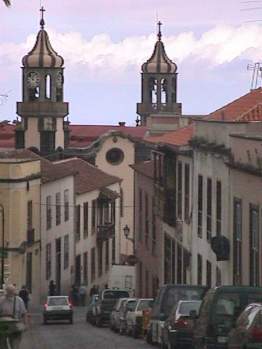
[123,224,134,243]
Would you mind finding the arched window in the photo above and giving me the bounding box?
[45,74,51,99]
[161,79,168,104]
[149,78,157,105]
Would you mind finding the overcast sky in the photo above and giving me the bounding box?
[1,0,262,125]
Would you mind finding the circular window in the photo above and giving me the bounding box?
[106,148,124,165]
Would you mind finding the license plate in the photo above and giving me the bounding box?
[217,336,228,344]
[51,306,66,311]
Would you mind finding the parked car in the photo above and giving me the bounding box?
[119,298,137,334]
[110,297,128,331]
[93,288,130,327]
[193,286,262,349]
[148,284,208,345]
[162,300,202,349]
[43,296,73,324]
[86,294,99,324]
[126,298,154,337]
[228,303,262,349]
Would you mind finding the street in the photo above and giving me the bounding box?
[21,307,152,349]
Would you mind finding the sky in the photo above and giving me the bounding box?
[1,0,262,125]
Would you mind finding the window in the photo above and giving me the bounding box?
[145,270,149,298]
[106,148,124,165]
[105,240,109,271]
[75,205,81,241]
[184,164,190,220]
[177,244,182,284]
[206,178,212,242]
[206,260,212,288]
[197,175,203,237]
[197,254,202,285]
[152,197,156,255]
[83,252,88,285]
[45,74,51,99]
[26,252,32,293]
[64,235,69,270]
[120,188,124,217]
[233,198,242,285]
[138,188,143,241]
[177,162,182,219]
[83,202,88,238]
[64,189,69,222]
[164,235,172,284]
[27,200,33,230]
[46,243,51,280]
[145,193,149,248]
[250,205,259,286]
[91,247,96,282]
[56,193,61,226]
[216,181,222,235]
[139,262,143,297]
[92,200,96,233]
[46,195,52,230]
[216,266,221,286]
[98,243,103,277]
[111,201,115,224]
[112,237,116,265]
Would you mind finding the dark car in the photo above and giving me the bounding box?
[228,303,262,349]
[93,289,130,327]
[162,300,202,349]
[86,294,99,324]
[43,296,73,324]
[193,286,262,349]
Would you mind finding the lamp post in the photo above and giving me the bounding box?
[0,204,4,289]
[123,224,135,256]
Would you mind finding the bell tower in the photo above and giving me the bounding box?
[136,22,182,129]
[16,7,69,155]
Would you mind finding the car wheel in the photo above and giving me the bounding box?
[43,317,48,325]
[146,327,153,344]
[132,326,138,338]
[96,317,102,327]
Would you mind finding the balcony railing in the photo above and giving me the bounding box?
[97,223,115,241]
[27,228,35,245]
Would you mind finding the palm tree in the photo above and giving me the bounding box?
[3,0,11,6]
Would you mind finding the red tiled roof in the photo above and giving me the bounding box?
[131,160,154,179]
[0,123,15,149]
[53,157,121,194]
[207,88,262,121]
[145,125,194,147]
[69,124,148,148]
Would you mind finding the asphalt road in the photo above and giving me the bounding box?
[20,307,153,349]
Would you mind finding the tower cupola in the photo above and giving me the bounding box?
[137,22,182,128]
[16,7,69,155]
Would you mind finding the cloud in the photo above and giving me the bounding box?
[1,23,262,77]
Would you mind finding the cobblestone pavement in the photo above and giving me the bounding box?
[20,307,153,349]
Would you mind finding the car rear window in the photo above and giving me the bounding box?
[103,291,129,299]
[179,301,201,316]
[137,300,152,311]
[48,297,68,306]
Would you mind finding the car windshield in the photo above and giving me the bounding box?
[179,301,201,316]
[103,290,129,299]
[137,300,153,311]
[213,293,240,332]
[48,297,68,306]
[162,287,206,317]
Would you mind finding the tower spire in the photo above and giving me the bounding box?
[157,20,162,41]
[40,6,46,30]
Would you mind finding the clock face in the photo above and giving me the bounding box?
[56,72,64,88]
[26,72,40,88]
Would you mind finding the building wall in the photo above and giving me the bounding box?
[25,118,40,149]
[95,135,135,259]
[0,159,41,306]
[41,175,75,299]
[75,182,121,294]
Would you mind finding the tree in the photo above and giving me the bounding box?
[3,0,11,6]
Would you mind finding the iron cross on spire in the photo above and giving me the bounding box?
[157,21,162,41]
[40,6,46,29]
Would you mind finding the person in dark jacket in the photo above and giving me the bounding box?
[48,280,56,296]
[18,285,30,310]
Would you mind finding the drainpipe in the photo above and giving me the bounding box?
[0,203,5,289]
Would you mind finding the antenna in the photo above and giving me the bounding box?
[247,62,262,90]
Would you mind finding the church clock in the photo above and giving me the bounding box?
[26,72,40,88]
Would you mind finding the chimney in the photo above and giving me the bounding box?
[118,122,126,127]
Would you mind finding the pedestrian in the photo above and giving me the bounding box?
[48,280,56,296]
[89,284,97,298]
[18,286,29,310]
[79,284,87,306]
[104,283,108,289]
[71,285,79,306]
[0,284,27,349]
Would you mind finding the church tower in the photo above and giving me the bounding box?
[137,22,182,130]
[16,7,69,155]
